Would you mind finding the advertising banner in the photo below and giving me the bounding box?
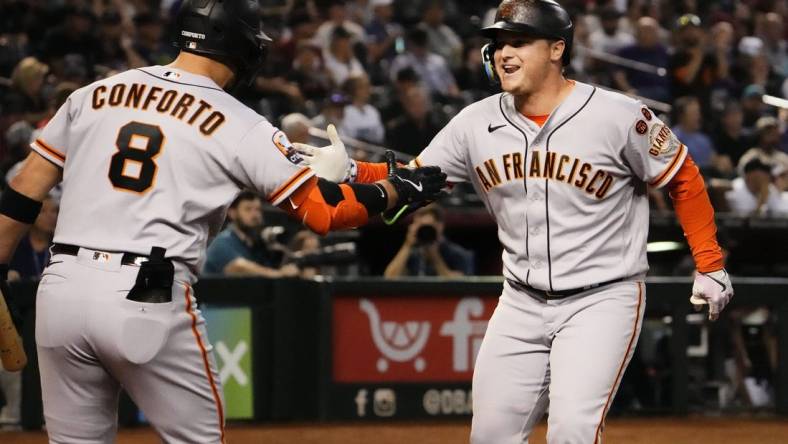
[203,306,254,419]
[333,296,498,383]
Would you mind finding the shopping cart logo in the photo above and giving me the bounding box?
[359,299,431,373]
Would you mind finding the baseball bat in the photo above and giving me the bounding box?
[0,287,26,371]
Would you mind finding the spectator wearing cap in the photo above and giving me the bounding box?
[612,16,670,103]
[380,67,421,123]
[419,0,464,69]
[725,158,788,217]
[1,57,49,126]
[669,14,727,106]
[342,75,385,144]
[672,96,733,177]
[712,101,753,167]
[38,5,99,77]
[314,0,367,51]
[311,92,350,137]
[738,116,788,176]
[740,84,768,133]
[288,40,332,107]
[588,6,635,55]
[324,26,366,87]
[389,28,460,99]
[757,13,787,78]
[96,10,146,70]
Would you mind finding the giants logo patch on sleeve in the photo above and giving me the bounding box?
[272,130,303,165]
[648,123,679,157]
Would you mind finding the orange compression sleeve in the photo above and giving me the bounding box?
[355,161,390,183]
[666,154,724,272]
[281,177,387,235]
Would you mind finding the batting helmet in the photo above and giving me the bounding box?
[174,0,272,87]
[480,0,574,70]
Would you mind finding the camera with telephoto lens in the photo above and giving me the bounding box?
[415,224,438,246]
[289,242,357,267]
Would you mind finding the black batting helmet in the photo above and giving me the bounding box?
[480,0,574,66]
[174,0,272,86]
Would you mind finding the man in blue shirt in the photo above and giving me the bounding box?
[203,191,299,277]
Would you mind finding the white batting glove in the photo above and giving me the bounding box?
[292,124,356,183]
[690,269,734,321]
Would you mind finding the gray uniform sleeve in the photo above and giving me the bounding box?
[30,94,80,167]
[412,117,470,184]
[232,120,315,205]
[622,104,688,189]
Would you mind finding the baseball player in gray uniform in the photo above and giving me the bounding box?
[0,1,445,442]
[294,1,733,442]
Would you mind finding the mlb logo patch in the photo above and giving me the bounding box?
[163,71,182,80]
[272,130,303,165]
[92,252,112,262]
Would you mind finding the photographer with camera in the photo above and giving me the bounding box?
[384,205,474,278]
[203,191,300,277]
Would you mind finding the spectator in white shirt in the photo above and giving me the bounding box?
[726,158,788,217]
[419,0,463,69]
[314,0,367,49]
[324,26,366,87]
[389,27,460,99]
[342,75,385,144]
[588,6,635,54]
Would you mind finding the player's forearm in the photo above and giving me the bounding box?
[667,156,724,272]
[355,161,393,183]
[224,258,282,278]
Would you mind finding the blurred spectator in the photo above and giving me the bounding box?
[384,204,474,277]
[311,92,350,136]
[612,16,670,102]
[672,96,732,176]
[132,12,174,66]
[758,12,787,78]
[275,11,320,69]
[0,193,57,430]
[364,0,403,68]
[385,86,443,156]
[0,1,32,77]
[389,28,460,99]
[96,11,145,71]
[712,101,753,167]
[588,6,635,54]
[2,57,48,125]
[287,40,331,109]
[314,0,367,50]
[38,5,99,78]
[285,230,322,279]
[454,38,495,103]
[342,75,385,144]
[379,67,421,122]
[1,120,33,184]
[323,26,366,87]
[725,158,788,217]
[739,84,768,134]
[281,113,313,144]
[203,191,300,277]
[669,14,728,108]
[420,0,463,69]
[738,116,788,176]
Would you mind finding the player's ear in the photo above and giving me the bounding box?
[550,40,565,64]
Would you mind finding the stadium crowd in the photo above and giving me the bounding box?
[0,0,787,280]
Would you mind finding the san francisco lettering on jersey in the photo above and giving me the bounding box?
[475,150,615,199]
[91,83,226,136]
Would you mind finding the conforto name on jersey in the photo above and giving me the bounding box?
[91,82,226,137]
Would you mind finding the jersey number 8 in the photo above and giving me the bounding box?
[108,121,164,193]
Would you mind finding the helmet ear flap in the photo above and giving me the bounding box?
[481,43,498,83]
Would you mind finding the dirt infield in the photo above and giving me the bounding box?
[4,417,788,444]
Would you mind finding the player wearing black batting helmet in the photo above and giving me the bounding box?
[174,0,272,87]
[480,0,574,82]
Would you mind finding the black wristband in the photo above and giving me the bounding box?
[0,186,43,224]
[0,264,8,281]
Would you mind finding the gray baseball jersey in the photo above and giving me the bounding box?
[416,81,686,291]
[31,65,314,281]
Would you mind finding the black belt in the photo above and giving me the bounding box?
[51,243,149,266]
[507,277,626,299]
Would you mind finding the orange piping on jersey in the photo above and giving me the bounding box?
[283,177,371,235]
[33,138,65,162]
[649,144,687,188]
[184,285,226,444]
[267,167,312,204]
[594,282,643,444]
[525,114,549,127]
[667,155,724,272]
